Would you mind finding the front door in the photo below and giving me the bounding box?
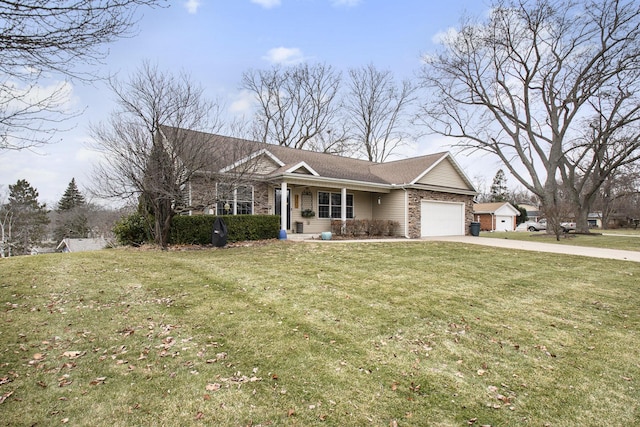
[275,188,291,230]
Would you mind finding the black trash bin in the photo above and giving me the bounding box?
[469,221,480,237]
[212,217,228,247]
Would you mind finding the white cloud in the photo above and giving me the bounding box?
[251,0,281,9]
[262,47,304,65]
[184,0,201,14]
[229,90,255,115]
[331,0,361,7]
[431,27,459,45]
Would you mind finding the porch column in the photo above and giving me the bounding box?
[281,182,288,231]
[341,187,347,232]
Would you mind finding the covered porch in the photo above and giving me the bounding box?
[274,181,407,238]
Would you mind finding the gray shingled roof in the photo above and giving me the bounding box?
[163,126,455,186]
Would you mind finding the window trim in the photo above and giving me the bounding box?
[215,183,254,215]
[317,191,354,219]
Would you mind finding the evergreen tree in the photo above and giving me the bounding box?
[58,178,86,211]
[7,179,50,255]
[490,169,508,202]
[54,178,89,242]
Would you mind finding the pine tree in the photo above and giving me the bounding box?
[54,178,89,242]
[57,178,86,211]
[490,169,508,202]
[7,179,50,255]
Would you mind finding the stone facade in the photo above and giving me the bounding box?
[406,189,475,238]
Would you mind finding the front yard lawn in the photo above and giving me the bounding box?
[1,241,639,426]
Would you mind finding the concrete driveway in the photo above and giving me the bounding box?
[298,233,640,262]
[425,235,640,263]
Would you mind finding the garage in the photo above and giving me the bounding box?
[421,201,465,237]
[472,202,520,232]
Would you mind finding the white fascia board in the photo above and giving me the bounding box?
[285,161,319,176]
[275,173,392,191]
[219,148,284,173]
[404,182,477,196]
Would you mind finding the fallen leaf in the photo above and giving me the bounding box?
[0,391,13,404]
[287,408,295,417]
[61,418,69,424]
[195,412,204,420]
[205,383,221,391]
[89,377,107,386]
[63,351,85,359]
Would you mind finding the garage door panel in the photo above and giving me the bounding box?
[421,201,464,237]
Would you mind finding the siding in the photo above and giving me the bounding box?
[373,190,407,236]
[417,158,469,189]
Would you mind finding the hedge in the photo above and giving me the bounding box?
[169,215,280,245]
[330,219,400,237]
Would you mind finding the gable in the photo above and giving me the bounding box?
[473,202,520,216]
[416,157,470,189]
[285,161,319,176]
[220,149,284,175]
[252,153,282,175]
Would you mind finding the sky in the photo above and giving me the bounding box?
[0,0,502,207]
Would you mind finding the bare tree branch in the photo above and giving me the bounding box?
[344,64,417,162]
[418,0,640,232]
[0,0,164,151]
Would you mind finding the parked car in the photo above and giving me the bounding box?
[561,222,576,232]
[517,219,547,231]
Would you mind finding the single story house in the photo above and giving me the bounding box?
[168,127,478,238]
[473,202,520,232]
[519,204,542,222]
[57,237,109,253]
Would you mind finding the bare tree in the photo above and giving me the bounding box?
[344,64,416,162]
[418,0,640,234]
[0,0,164,151]
[593,163,640,229]
[89,62,223,247]
[241,62,349,154]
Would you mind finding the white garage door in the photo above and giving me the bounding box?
[421,201,465,237]
[495,215,514,231]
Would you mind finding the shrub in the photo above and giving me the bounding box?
[113,212,152,246]
[330,219,401,237]
[170,215,280,245]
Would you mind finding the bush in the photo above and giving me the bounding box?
[330,219,400,237]
[170,215,280,245]
[113,212,152,246]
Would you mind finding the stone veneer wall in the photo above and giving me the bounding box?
[188,176,272,216]
[406,189,475,238]
[252,182,271,215]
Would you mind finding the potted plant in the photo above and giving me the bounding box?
[301,209,315,218]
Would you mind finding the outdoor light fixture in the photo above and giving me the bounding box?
[377,196,381,205]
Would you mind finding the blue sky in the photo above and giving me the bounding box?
[1,0,501,206]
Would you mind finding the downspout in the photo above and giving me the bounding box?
[404,187,409,238]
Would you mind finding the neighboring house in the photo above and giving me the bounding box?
[57,237,108,253]
[519,204,542,222]
[588,212,603,228]
[473,202,520,232]
[168,127,478,238]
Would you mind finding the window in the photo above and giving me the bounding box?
[317,191,353,219]
[216,184,253,215]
